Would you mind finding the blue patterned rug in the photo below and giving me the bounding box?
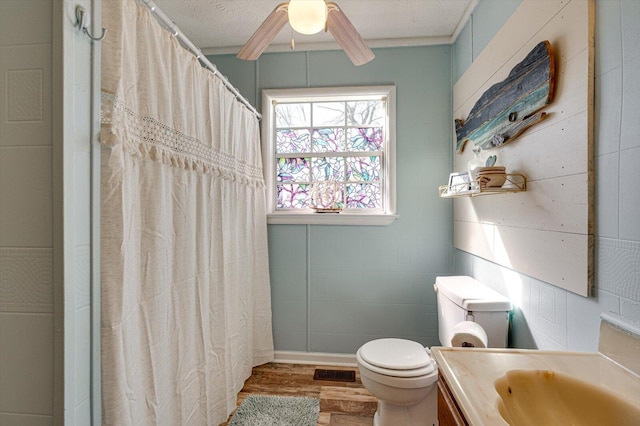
[229,395,320,426]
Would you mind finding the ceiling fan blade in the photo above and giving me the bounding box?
[326,2,375,66]
[237,3,289,61]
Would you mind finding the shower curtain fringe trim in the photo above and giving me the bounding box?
[101,92,265,188]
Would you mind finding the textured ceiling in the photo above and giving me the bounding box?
[151,0,476,54]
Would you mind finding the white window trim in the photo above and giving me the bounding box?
[261,85,398,226]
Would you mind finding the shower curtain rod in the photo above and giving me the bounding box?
[137,0,262,120]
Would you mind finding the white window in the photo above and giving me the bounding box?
[261,86,397,225]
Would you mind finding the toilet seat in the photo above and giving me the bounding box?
[357,338,435,378]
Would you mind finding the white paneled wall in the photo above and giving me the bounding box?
[454,0,640,352]
[453,0,594,297]
[0,0,55,424]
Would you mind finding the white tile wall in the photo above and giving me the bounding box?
[529,278,568,347]
[528,327,567,351]
[0,3,55,422]
[0,44,52,147]
[566,290,620,351]
[621,298,640,322]
[595,153,619,238]
[619,147,640,240]
[0,248,53,313]
[7,69,43,121]
[0,1,52,46]
[0,413,53,426]
[595,0,622,76]
[0,147,53,247]
[595,67,622,156]
[620,55,640,151]
[621,0,640,63]
[598,238,640,301]
[0,313,53,415]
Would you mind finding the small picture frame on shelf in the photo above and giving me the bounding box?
[448,171,472,194]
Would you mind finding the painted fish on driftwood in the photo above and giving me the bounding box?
[455,40,555,153]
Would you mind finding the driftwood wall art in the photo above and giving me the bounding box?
[455,40,555,154]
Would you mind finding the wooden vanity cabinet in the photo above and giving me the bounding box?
[437,372,468,425]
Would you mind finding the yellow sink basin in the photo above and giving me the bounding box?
[495,370,640,426]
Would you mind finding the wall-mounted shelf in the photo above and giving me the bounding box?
[439,173,526,198]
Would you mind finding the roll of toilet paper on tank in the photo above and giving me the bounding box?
[451,321,488,348]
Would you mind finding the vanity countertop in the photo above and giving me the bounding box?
[431,347,640,425]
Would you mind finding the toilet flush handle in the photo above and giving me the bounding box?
[433,284,438,293]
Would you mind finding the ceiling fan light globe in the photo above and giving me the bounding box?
[288,0,327,35]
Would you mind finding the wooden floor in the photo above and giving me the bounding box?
[221,362,377,426]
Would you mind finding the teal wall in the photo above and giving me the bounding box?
[211,0,640,355]
[210,46,453,353]
[454,0,640,351]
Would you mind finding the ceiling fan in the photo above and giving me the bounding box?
[236,0,375,66]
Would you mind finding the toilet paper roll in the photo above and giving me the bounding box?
[451,321,488,348]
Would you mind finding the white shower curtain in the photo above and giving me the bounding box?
[99,1,273,424]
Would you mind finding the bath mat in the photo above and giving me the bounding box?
[228,395,320,426]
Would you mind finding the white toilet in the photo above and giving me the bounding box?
[356,276,513,426]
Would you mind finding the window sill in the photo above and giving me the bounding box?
[267,213,399,226]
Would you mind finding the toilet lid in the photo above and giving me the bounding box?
[359,338,434,372]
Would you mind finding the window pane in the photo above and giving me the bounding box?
[277,157,310,182]
[346,183,381,209]
[277,129,311,153]
[313,102,345,126]
[346,156,380,182]
[277,184,311,208]
[312,128,345,152]
[276,103,310,127]
[312,157,345,181]
[346,100,384,126]
[348,127,383,151]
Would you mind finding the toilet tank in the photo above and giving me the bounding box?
[435,276,513,348]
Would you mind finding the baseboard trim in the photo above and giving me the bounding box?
[273,350,357,367]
